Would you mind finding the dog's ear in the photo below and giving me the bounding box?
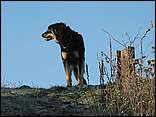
[60,22,66,26]
[58,23,66,30]
[55,23,66,35]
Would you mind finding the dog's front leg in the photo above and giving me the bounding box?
[63,61,72,87]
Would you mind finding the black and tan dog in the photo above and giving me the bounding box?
[42,23,87,88]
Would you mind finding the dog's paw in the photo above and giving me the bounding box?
[77,84,88,90]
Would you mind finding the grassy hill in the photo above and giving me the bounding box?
[1,79,155,116]
[1,85,100,116]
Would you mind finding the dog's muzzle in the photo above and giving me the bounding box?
[42,32,52,41]
[42,33,46,38]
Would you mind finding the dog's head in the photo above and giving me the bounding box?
[42,23,66,43]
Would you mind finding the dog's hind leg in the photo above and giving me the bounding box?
[73,65,79,82]
[63,61,72,87]
[73,64,81,88]
[74,65,87,83]
[75,60,86,88]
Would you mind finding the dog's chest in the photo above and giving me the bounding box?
[61,51,79,60]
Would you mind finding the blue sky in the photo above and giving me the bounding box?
[1,1,155,88]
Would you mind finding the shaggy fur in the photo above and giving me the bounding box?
[42,23,87,88]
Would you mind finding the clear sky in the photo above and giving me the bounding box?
[1,1,155,88]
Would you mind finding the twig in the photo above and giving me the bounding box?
[102,29,127,48]
[125,32,132,46]
[131,27,142,45]
[109,34,113,82]
[139,23,154,80]
[86,64,89,85]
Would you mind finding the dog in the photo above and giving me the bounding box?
[42,23,87,88]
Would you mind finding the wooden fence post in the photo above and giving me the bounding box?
[117,46,136,92]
